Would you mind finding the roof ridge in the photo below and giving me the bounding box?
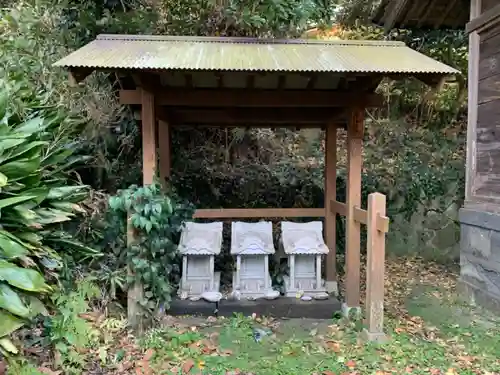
[95,34,406,47]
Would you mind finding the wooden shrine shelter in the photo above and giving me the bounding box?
[374,0,500,313]
[55,35,457,336]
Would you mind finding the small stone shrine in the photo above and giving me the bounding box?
[281,221,329,298]
[178,221,223,297]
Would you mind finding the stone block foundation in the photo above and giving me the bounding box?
[459,208,500,313]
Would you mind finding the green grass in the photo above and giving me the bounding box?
[14,276,500,375]
[137,289,500,375]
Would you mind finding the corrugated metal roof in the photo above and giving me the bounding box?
[54,34,458,75]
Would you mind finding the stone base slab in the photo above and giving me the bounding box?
[458,277,500,313]
[168,296,342,319]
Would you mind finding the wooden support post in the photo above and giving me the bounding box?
[158,119,171,188]
[465,0,480,203]
[141,88,157,185]
[127,217,143,332]
[128,87,157,331]
[343,107,364,316]
[362,193,388,342]
[325,123,337,293]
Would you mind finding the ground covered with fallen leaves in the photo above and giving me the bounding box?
[27,257,500,374]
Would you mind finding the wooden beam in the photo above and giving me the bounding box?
[168,108,345,125]
[277,75,286,89]
[417,0,439,28]
[363,192,388,342]
[158,119,171,187]
[330,200,346,217]
[352,207,389,233]
[330,201,388,232]
[193,208,325,219]
[466,3,500,33]
[325,123,337,283]
[435,0,458,28]
[400,0,420,28]
[345,107,364,310]
[306,76,317,89]
[246,75,255,89]
[119,89,384,108]
[384,0,410,32]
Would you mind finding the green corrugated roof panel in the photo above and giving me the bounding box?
[54,34,458,75]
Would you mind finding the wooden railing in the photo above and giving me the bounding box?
[331,192,389,341]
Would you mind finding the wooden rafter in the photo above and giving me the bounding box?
[435,0,458,28]
[119,89,383,108]
[417,0,439,28]
[384,0,410,32]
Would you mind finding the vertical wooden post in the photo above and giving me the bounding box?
[465,0,481,203]
[127,218,143,331]
[363,192,387,342]
[324,122,337,293]
[158,119,171,188]
[141,88,157,186]
[128,87,157,330]
[344,107,364,315]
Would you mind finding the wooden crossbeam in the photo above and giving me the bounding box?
[330,200,346,217]
[466,3,500,34]
[193,208,324,219]
[330,200,389,233]
[168,108,344,125]
[119,89,383,108]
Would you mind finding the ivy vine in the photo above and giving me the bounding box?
[108,183,194,314]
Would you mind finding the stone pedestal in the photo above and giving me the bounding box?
[459,208,500,312]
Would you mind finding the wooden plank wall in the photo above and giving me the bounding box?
[474,10,500,205]
[482,0,497,13]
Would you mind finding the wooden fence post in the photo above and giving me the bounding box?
[362,192,388,342]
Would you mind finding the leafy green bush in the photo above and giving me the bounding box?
[0,85,98,351]
[43,280,100,374]
[109,183,194,315]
